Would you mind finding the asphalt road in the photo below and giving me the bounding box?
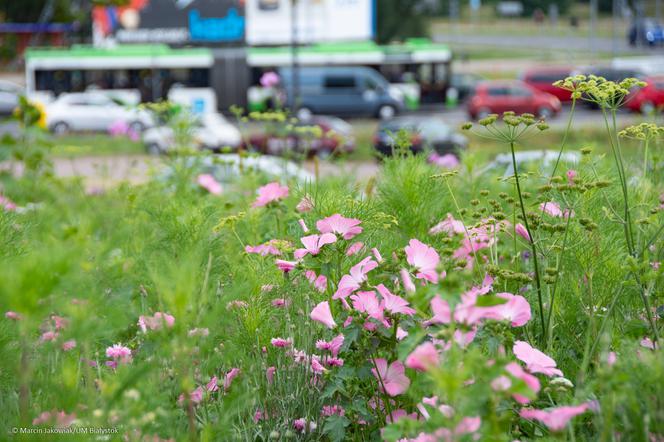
[433,33,664,55]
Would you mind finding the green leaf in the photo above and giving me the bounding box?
[323,415,350,442]
[475,295,509,307]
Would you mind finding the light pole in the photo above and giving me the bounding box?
[290,0,300,117]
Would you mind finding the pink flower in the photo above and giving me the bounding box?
[61,340,76,351]
[275,259,297,273]
[106,344,132,364]
[515,223,531,242]
[206,376,219,392]
[245,242,282,256]
[405,342,439,371]
[271,337,292,347]
[32,410,76,427]
[311,356,327,374]
[429,152,460,169]
[180,386,204,405]
[396,327,409,340]
[298,218,309,232]
[266,366,276,384]
[108,120,129,137]
[483,293,532,327]
[0,195,17,211]
[260,71,280,88]
[333,256,378,300]
[606,351,617,367]
[223,368,240,391]
[346,241,364,256]
[322,405,345,417]
[376,284,415,316]
[513,341,563,377]
[371,247,383,262]
[310,301,336,329]
[40,331,59,343]
[293,418,316,433]
[314,275,327,292]
[429,213,465,236]
[296,196,314,212]
[138,312,175,333]
[540,202,574,218]
[372,358,411,396]
[566,169,577,184]
[400,269,416,293]
[5,311,21,320]
[640,337,657,350]
[51,315,69,330]
[316,214,363,240]
[316,334,344,357]
[271,298,289,308]
[405,239,440,283]
[424,296,451,326]
[520,403,590,431]
[455,416,481,435]
[252,182,289,208]
[351,291,385,322]
[505,362,540,404]
[197,174,222,195]
[491,375,512,391]
[294,233,337,259]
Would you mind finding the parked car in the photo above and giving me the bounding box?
[143,112,242,154]
[373,116,467,157]
[279,66,404,120]
[626,76,664,114]
[521,67,573,101]
[628,18,664,46]
[0,80,23,116]
[468,81,561,120]
[45,92,153,135]
[247,115,355,157]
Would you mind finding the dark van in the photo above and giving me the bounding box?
[279,66,404,120]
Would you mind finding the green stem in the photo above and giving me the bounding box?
[509,140,546,345]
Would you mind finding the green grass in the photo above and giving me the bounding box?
[50,134,144,157]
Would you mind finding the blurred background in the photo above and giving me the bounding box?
[0,0,662,183]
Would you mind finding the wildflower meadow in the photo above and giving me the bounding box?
[0,76,663,441]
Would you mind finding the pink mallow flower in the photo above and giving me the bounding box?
[505,362,541,404]
[0,194,17,211]
[333,256,378,300]
[138,312,175,333]
[515,223,531,242]
[520,403,590,432]
[245,241,282,256]
[540,201,574,219]
[405,342,439,371]
[197,174,222,195]
[346,241,364,256]
[5,311,21,320]
[296,196,314,212]
[316,214,363,240]
[294,233,337,259]
[376,283,415,316]
[566,169,577,184]
[275,259,297,273]
[310,301,336,329]
[252,182,289,208]
[513,341,563,377]
[260,71,280,88]
[223,368,240,391]
[405,239,440,283]
[372,358,410,397]
[429,213,465,236]
[429,152,460,169]
[423,296,451,326]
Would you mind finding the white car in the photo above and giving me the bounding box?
[0,80,23,115]
[143,112,242,154]
[45,92,152,135]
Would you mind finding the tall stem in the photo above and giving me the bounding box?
[509,141,546,345]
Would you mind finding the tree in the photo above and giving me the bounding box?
[376,0,430,43]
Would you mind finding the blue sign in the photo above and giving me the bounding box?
[189,7,245,42]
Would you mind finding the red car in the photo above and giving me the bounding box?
[626,76,664,114]
[522,67,573,101]
[467,81,562,120]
